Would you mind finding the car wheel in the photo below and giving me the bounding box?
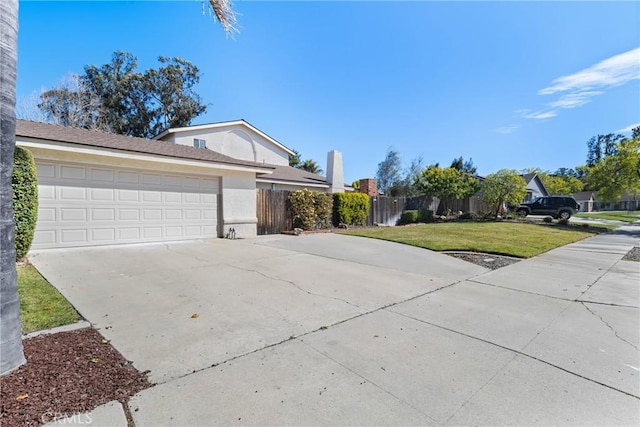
[517,208,528,217]
[559,210,571,220]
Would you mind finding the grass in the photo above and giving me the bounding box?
[575,210,640,223]
[342,221,601,258]
[18,265,81,334]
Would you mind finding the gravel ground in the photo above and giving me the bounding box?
[444,251,522,270]
[0,328,150,426]
[622,247,640,262]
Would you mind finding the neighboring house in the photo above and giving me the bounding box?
[521,173,549,202]
[573,191,598,212]
[598,191,640,211]
[155,120,345,193]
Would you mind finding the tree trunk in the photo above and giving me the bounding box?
[0,0,25,376]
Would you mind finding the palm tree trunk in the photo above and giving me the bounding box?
[0,0,25,376]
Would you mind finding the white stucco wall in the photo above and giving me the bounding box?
[162,125,290,166]
[221,172,258,238]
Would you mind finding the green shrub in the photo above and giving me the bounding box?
[558,218,569,226]
[418,209,434,222]
[399,210,419,224]
[289,189,333,230]
[333,192,370,226]
[543,216,553,223]
[12,146,39,260]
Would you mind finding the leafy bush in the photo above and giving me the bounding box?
[289,189,333,230]
[333,192,370,226]
[400,210,419,224]
[13,146,39,260]
[543,216,553,223]
[418,209,434,222]
[558,218,569,226]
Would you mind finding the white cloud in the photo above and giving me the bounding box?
[547,90,603,109]
[493,124,519,134]
[521,110,557,120]
[615,123,640,134]
[536,48,640,116]
[540,48,640,95]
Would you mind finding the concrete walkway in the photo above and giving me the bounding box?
[30,228,640,425]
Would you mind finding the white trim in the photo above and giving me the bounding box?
[17,137,274,175]
[256,178,329,189]
[154,120,295,156]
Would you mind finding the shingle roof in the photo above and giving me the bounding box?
[522,173,536,184]
[15,120,274,170]
[258,165,328,186]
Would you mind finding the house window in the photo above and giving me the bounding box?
[193,138,206,149]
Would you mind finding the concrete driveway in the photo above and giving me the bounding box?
[30,229,640,426]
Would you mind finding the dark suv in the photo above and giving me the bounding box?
[517,196,580,220]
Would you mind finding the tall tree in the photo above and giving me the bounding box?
[376,148,403,195]
[416,166,478,212]
[586,134,625,166]
[481,169,527,218]
[38,52,207,138]
[1,0,25,376]
[298,159,323,174]
[0,0,237,377]
[288,149,302,168]
[586,137,640,203]
[450,156,477,175]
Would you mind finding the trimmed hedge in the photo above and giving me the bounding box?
[400,210,419,224]
[418,209,433,222]
[13,146,39,260]
[333,192,369,226]
[400,209,433,225]
[289,189,333,230]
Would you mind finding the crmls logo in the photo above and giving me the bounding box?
[41,410,93,425]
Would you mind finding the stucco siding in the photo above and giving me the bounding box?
[167,125,289,166]
[221,172,258,238]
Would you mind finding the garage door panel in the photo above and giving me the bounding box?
[60,187,86,200]
[92,229,116,242]
[60,165,86,180]
[119,209,140,221]
[61,229,87,244]
[91,188,115,201]
[90,168,115,182]
[33,161,219,249]
[91,209,115,221]
[60,208,87,222]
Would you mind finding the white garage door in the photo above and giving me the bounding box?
[32,161,220,249]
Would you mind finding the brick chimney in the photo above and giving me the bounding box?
[358,178,378,196]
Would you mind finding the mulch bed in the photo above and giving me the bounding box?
[622,247,640,262]
[444,252,522,270]
[0,328,150,426]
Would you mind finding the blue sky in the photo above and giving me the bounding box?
[17,1,640,183]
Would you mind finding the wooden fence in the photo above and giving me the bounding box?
[256,189,493,235]
[256,189,293,235]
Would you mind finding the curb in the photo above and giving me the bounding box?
[23,320,91,340]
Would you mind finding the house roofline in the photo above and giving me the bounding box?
[154,120,296,157]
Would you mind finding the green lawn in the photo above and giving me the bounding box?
[575,211,640,223]
[342,222,599,258]
[18,265,81,334]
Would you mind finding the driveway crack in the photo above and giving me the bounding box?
[581,302,639,351]
[299,340,440,424]
[227,264,364,310]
